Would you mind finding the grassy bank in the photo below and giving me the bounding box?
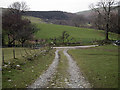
[68,45,118,88]
[2,48,55,88]
[48,50,69,88]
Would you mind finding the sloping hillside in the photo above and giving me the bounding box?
[76,10,93,17]
[76,6,119,17]
[21,16,118,44]
[35,23,118,45]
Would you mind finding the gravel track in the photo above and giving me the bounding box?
[63,49,91,88]
[53,45,98,49]
[28,49,60,88]
[28,45,97,88]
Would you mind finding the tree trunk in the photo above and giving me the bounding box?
[105,23,109,40]
[13,39,15,47]
[8,34,11,46]
[2,50,4,65]
[2,37,5,46]
[21,40,25,47]
[8,35,15,47]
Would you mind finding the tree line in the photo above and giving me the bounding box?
[23,11,69,20]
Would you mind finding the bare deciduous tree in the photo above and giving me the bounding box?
[90,0,118,40]
[17,20,38,47]
[2,2,37,47]
[9,1,29,12]
[2,9,21,46]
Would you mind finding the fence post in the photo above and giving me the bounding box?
[20,48,23,57]
[2,50,4,65]
[13,48,16,59]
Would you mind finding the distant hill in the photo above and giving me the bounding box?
[1,8,76,20]
[23,11,78,26]
[23,11,76,20]
[76,10,94,17]
[76,6,119,17]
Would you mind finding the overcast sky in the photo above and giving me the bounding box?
[0,0,99,13]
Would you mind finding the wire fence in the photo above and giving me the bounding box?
[2,44,51,65]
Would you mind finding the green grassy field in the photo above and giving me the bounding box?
[22,16,119,45]
[68,45,118,88]
[2,48,55,88]
[23,16,45,24]
[34,23,118,44]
